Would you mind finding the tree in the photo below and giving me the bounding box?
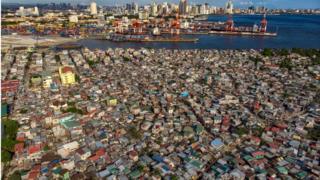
[261,48,273,57]
[307,125,320,140]
[2,138,17,152]
[279,58,293,71]
[8,171,22,180]
[3,120,19,139]
[1,150,12,163]
[277,49,289,56]
[128,126,142,139]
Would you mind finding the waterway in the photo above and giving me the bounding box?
[77,14,320,50]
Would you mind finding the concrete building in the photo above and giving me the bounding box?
[68,15,79,23]
[179,0,188,15]
[59,66,76,86]
[90,2,98,15]
[226,0,234,14]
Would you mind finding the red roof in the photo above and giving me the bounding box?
[31,165,41,172]
[14,143,24,153]
[89,148,105,161]
[28,144,41,155]
[251,136,261,144]
[271,127,280,133]
[268,143,279,149]
[16,133,26,142]
[61,66,74,74]
[28,171,39,180]
[252,151,265,157]
[96,148,105,156]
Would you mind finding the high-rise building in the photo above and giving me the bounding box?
[90,2,98,15]
[16,6,40,16]
[34,7,39,16]
[59,66,76,86]
[151,2,158,16]
[179,0,188,15]
[132,2,139,14]
[226,0,233,14]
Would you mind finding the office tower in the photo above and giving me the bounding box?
[132,2,139,14]
[90,2,98,15]
[179,0,188,15]
[226,0,233,14]
[34,7,39,16]
[151,2,158,16]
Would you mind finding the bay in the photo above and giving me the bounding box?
[77,14,320,50]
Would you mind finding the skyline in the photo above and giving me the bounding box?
[2,0,320,9]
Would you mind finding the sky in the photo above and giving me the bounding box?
[2,0,320,9]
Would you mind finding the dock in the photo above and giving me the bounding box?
[141,38,198,42]
[209,30,277,36]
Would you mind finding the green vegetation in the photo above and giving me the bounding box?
[54,54,61,63]
[8,171,22,180]
[87,60,95,67]
[75,74,80,82]
[1,119,19,163]
[137,164,145,171]
[252,126,265,137]
[1,150,12,163]
[2,21,19,26]
[67,101,76,106]
[170,175,179,180]
[292,48,320,57]
[311,56,320,65]
[123,57,130,62]
[282,91,291,99]
[249,56,262,67]
[279,58,293,71]
[62,106,83,115]
[307,125,320,140]
[128,126,142,139]
[43,145,50,151]
[234,127,249,136]
[261,48,273,57]
[277,49,289,56]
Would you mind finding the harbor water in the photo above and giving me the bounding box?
[77,14,320,50]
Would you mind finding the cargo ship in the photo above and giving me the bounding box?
[209,14,277,37]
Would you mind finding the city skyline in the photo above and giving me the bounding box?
[2,0,320,9]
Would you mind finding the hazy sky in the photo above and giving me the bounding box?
[2,0,320,9]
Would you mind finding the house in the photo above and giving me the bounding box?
[57,141,79,158]
[75,147,92,160]
[28,144,42,160]
[14,143,24,154]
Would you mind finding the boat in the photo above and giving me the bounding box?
[194,15,209,21]
[209,14,277,37]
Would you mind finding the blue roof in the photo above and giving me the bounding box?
[152,154,164,163]
[211,138,224,148]
[180,91,189,97]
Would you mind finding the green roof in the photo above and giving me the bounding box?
[61,120,80,129]
[276,166,288,174]
[255,155,264,159]
[296,171,307,179]
[1,104,8,117]
[129,170,142,179]
[63,172,70,180]
[190,160,203,169]
[243,155,254,161]
[122,167,131,175]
